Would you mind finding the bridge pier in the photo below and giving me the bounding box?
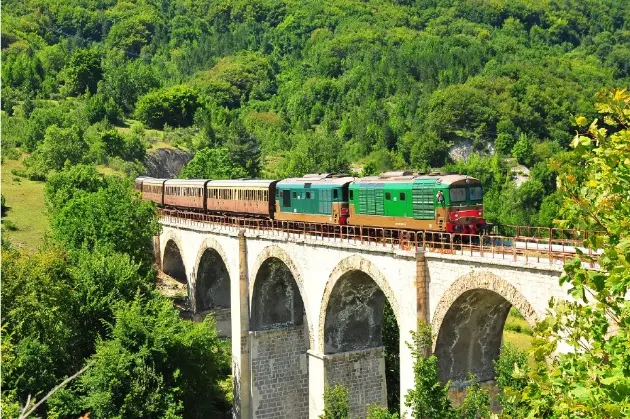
[250,326,309,418]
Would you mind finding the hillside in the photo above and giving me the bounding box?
[2,0,629,229]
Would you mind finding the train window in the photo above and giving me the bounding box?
[400,192,406,201]
[350,190,354,200]
[470,186,483,201]
[306,192,311,199]
[385,192,391,200]
[450,188,466,202]
[292,192,297,199]
[333,189,338,199]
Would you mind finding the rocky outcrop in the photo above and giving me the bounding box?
[144,147,193,178]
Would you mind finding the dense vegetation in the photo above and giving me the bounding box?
[3,0,630,227]
[2,0,629,416]
[1,167,232,418]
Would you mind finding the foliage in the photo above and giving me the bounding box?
[36,125,88,171]
[320,385,349,419]
[493,343,529,417]
[503,89,630,417]
[47,170,159,272]
[180,147,248,179]
[455,374,491,419]
[53,295,231,419]
[367,404,399,419]
[135,85,201,129]
[405,322,454,419]
[382,301,400,414]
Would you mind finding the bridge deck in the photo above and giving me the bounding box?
[159,209,600,269]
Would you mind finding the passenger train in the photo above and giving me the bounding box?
[135,172,487,234]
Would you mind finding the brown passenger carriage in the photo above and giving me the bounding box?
[141,178,167,206]
[164,179,209,210]
[206,179,278,217]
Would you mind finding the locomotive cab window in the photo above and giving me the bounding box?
[450,187,466,202]
[469,186,483,201]
[349,190,354,200]
[306,192,311,199]
[400,192,406,201]
[292,192,297,199]
[333,189,338,199]
[385,192,391,200]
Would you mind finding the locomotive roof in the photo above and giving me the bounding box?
[353,174,480,185]
[206,179,278,188]
[277,175,355,187]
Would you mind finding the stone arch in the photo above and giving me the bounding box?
[193,237,231,314]
[318,255,401,354]
[432,271,538,385]
[162,232,186,284]
[249,246,311,419]
[250,245,313,347]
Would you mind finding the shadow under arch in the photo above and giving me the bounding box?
[249,245,313,348]
[163,239,186,284]
[432,271,538,385]
[193,238,232,314]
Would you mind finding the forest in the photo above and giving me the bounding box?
[2,0,630,226]
[1,0,629,417]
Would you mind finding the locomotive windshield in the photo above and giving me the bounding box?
[469,186,483,201]
[450,188,466,202]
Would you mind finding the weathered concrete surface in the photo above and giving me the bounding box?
[251,257,304,330]
[324,270,385,354]
[158,219,567,418]
[435,289,511,384]
[251,326,309,419]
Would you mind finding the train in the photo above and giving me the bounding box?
[135,171,487,234]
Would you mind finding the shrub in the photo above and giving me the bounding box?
[135,85,200,129]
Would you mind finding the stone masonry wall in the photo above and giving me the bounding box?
[250,326,309,419]
[324,347,387,419]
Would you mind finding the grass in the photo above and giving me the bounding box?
[503,307,535,363]
[1,157,48,250]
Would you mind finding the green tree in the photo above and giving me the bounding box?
[455,374,490,419]
[320,385,349,419]
[512,133,534,166]
[61,47,102,96]
[37,125,88,171]
[135,85,201,129]
[180,147,248,179]
[493,343,529,417]
[405,322,454,419]
[48,174,159,272]
[507,89,630,417]
[59,295,231,419]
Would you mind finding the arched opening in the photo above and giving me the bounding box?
[251,257,305,330]
[323,269,399,416]
[196,248,230,312]
[435,289,512,385]
[250,257,309,418]
[195,247,231,337]
[163,240,186,284]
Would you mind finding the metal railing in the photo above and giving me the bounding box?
[159,209,600,266]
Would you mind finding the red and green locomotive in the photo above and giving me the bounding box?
[136,172,486,233]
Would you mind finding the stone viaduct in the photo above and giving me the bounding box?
[157,216,569,418]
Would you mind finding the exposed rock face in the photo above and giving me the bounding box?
[144,147,193,178]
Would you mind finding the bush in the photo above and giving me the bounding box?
[135,85,200,129]
[320,385,349,419]
[85,94,123,125]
